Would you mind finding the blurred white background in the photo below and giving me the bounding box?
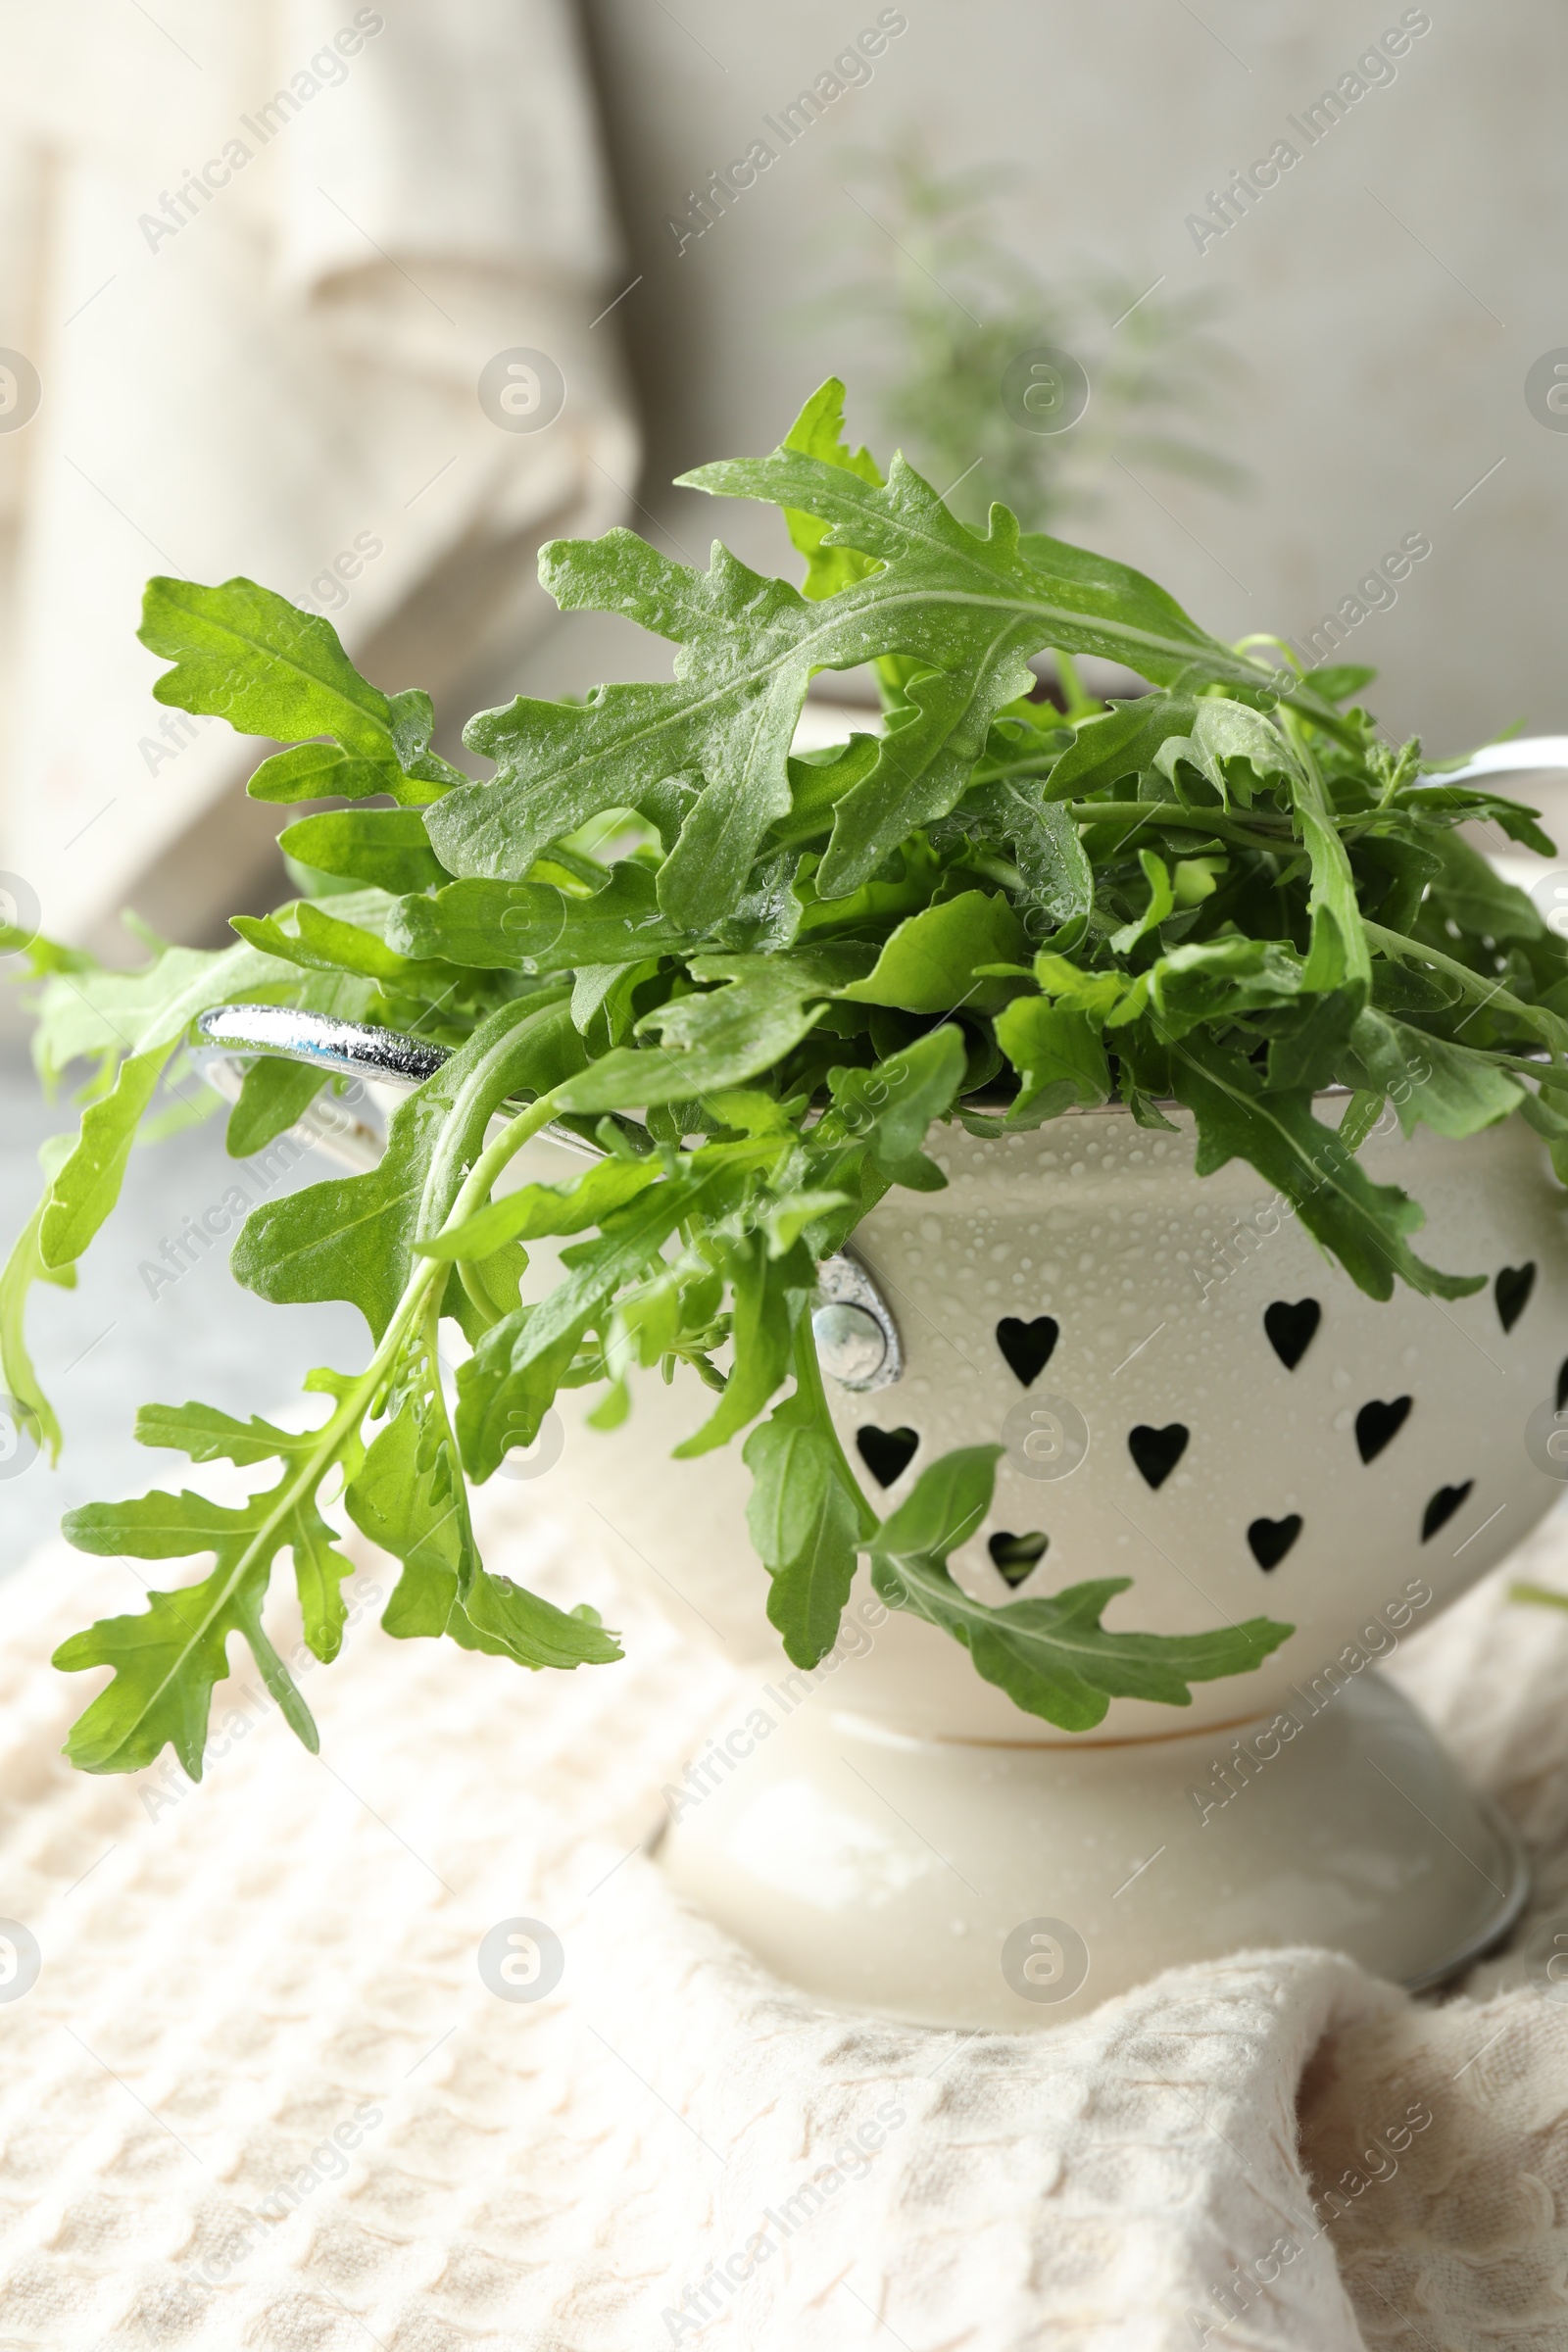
[561,0,1563,758]
[0,0,636,954]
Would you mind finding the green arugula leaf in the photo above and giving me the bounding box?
[416,1152,662,1261]
[704,449,1326,704]
[347,1403,471,1640]
[386,862,694,973]
[993,997,1110,1118]
[424,409,1334,930]
[1297,788,1373,993]
[1044,692,1302,809]
[878,1557,1294,1732]
[0,1135,74,1462]
[826,1023,968,1173]
[1264,987,1363,1094]
[1042,697,1199,802]
[689,449,1326,900]
[838,890,1027,1013]
[1166,1034,1485,1300]
[1309,663,1378,704]
[744,1383,871,1668]
[759,1188,853,1253]
[1339,1008,1524,1138]
[53,1566,295,1777]
[225,1056,330,1156]
[346,1400,620,1667]
[229,903,455,991]
[1108,850,1175,956]
[277,808,451,895]
[232,996,581,1339]
[966,782,1093,925]
[385,687,471,794]
[1032,952,1141,1022]
[1152,697,1301,808]
[771,737,885,851]
[461,1569,621,1669]
[140,576,402,786]
[456,1172,713,1477]
[1396,782,1554,859]
[1148,937,1308,1038]
[56,1459,354,1771]
[28,936,299,1081]
[780,376,885,602]
[555,947,872,1113]
[431,534,837,931]
[672,1236,812,1458]
[134,1400,321,1466]
[874,1443,1000,1561]
[246,741,396,805]
[1422,828,1544,943]
[40,1042,174,1270]
[868,1446,1292,1730]
[139,581,466,811]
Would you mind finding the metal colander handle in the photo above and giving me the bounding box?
[192,1003,904,1391]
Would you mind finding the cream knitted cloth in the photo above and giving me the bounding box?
[3,1483,1568,2351]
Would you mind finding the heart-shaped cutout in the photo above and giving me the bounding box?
[988,1529,1050,1587]
[857,1425,919,1489]
[1496,1263,1536,1333]
[996,1315,1059,1387]
[1128,1422,1189,1490]
[1264,1298,1320,1371]
[1422,1480,1473,1543]
[1248,1513,1302,1571]
[1354,1396,1411,1464]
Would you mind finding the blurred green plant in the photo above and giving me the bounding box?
[817,138,1249,534]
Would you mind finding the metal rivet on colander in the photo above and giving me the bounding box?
[812,1254,902,1393]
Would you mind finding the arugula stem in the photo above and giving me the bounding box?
[455,1260,502,1331]
[1064,801,1294,852]
[1494,1054,1568,1091]
[431,1084,575,1340]
[1337,1091,1386,1153]
[963,849,1026,890]
[1233,631,1302,678]
[1363,921,1568,1066]
[968,751,1067,787]
[1511,1581,1568,1614]
[452,1087,571,1220]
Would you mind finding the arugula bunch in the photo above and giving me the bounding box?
[8,379,1565,1783]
